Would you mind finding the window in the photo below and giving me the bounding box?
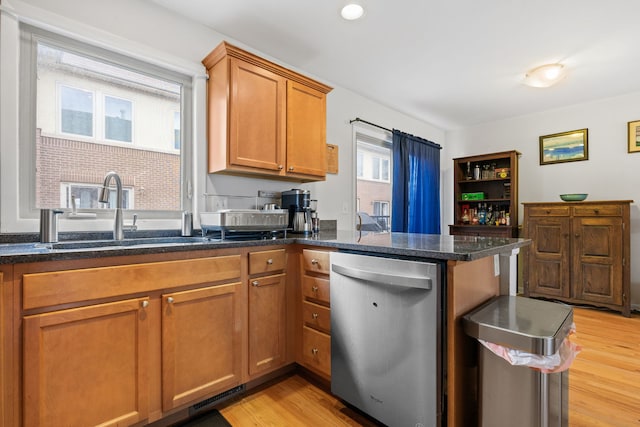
[60,85,93,137]
[372,201,390,231]
[355,127,392,232]
[104,95,132,142]
[18,23,193,221]
[174,111,181,150]
[60,183,133,209]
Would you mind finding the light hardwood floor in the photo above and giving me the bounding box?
[219,307,640,426]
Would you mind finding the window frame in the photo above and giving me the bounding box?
[9,23,193,231]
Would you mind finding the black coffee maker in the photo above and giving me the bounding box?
[281,189,311,234]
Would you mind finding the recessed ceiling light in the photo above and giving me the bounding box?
[523,63,566,88]
[341,3,364,20]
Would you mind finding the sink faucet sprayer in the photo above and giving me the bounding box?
[99,171,124,240]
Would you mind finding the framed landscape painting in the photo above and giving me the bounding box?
[628,120,640,153]
[539,129,588,165]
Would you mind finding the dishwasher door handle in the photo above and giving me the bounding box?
[331,264,432,290]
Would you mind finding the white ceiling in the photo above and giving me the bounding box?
[149,0,640,130]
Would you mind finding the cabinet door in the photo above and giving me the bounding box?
[161,282,243,411]
[286,80,327,178]
[248,273,286,376]
[572,216,623,305]
[525,216,571,298]
[23,298,149,427]
[229,57,286,172]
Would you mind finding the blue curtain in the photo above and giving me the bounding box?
[391,129,441,234]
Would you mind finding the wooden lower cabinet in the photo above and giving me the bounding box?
[161,283,243,411]
[23,298,150,427]
[16,252,244,426]
[248,273,287,376]
[523,200,632,316]
[297,248,333,378]
[247,249,288,378]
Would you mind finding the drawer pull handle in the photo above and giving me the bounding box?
[266,258,273,265]
[141,300,149,308]
[546,210,551,214]
[312,286,319,292]
[312,313,319,319]
[167,297,174,304]
[252,280,260,287]
[311,259,318,265]
[594,209,599,214]
[311,348,319,355]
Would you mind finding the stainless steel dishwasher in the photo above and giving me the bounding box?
[330,251,442,427]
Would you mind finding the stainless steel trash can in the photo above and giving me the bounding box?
[463,296,573,427]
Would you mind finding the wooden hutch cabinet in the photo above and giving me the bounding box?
[522,200,632,316]
[202,41,332,181]
[450,150,520,237]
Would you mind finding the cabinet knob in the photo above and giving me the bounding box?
[278,164,283,170]
[312,286,319,292]
[167,297,174,304]
[575,234,580,238]
[312,313,319,319]
[311,348,319,355]
[594,209,599,214]
[266,258,273,265]
[289,166,295,171]
[311,259,318,265]
[252,280,260,287]
[141,300,149,308]
[546,210,551,214]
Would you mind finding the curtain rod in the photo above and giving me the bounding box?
[349,117,392,133]
[350,117,442,150]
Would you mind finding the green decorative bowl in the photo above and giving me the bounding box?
[560,193,588,202]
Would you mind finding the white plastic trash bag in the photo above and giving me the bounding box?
[478,323,581,373]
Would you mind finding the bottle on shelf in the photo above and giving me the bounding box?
[478,203,487,225]
[473,164,480,180]
[466,162,472,180]
[461,208,470,224]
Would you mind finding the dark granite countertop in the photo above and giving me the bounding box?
[0,230,530,264]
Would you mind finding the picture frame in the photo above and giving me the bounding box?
[627,120,640,153]
[539,128,588,165]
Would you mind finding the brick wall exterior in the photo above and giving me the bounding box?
[36,129,180,210]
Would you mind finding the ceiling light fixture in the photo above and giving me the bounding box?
[523,63,566,88]
[341,3,364,20]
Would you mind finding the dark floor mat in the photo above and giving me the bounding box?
[177,410,232,427]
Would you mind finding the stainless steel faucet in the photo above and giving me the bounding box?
[99,171,124,240]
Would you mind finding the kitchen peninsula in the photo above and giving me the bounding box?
[0,232,528,427]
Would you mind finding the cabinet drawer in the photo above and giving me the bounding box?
[301,326,330,377]
[302,301,331,333]
[302,249,331,275]
[23,256,242,310]
[526,206,570,217]
[249,249,286,275]
[302,275,330,304]
[572,205,622,217]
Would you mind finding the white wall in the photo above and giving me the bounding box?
[4,0,444,231]
[446,92,640,307]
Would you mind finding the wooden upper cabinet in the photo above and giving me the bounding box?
[202,41,332,181]
[286,81,326,177]
[228,58,286,172]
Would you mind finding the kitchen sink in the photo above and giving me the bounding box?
[0,236,213,254]
[46,236,212,251]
